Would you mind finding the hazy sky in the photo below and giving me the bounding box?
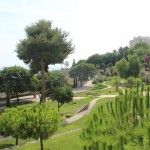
[0,0,150,69]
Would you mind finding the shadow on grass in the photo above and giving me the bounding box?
[0,143,14,149]
[0,99,35,113]
[10,100,35,108]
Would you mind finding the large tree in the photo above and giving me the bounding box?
[16,20,74,102]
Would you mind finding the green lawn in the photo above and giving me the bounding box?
[0,138,33,149]
[14,130,82,150]
[49,97,93,116]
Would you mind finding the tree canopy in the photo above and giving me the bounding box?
[115,55,141,79]
[46,71,68,95]
[52,86,73,112]
[0,66,31,107]
[0,103,60,150]
[69,63,96,86]
[16,20,74,101]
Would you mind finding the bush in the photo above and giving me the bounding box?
[66,114,71,118]
[92,83,107,90]
[92,74,107,84]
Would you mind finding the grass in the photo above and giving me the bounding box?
[105,76,126,86]
[97,87,118,95]
[48,97,93,116]
[14,130,82,150]
[0,138,33,149]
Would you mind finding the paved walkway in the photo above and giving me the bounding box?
[65,94,117,124]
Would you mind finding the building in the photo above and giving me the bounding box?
[129,36,150,47]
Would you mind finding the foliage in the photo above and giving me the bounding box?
[115,59,129,79]
[128,55,141,78]
[46,71,68,95]
[114,78,121,91]
[31,74,41,92]
[0,66,31,106]
[69,66,78,87]
[16,19,74,102]
[92,74,107,84]
[117,46,129,60]
[86,54,100,67]
[0,103,60,150]
[91,83,107,90]
[76,59,86,65]
[116,54,141,79]
[86,47,129,69]
[81,85,150,150]
[0,107,24,145]
[126,77,142,88]
[52,86,73,112]
[129,42,150,62]
[69,63,96,87]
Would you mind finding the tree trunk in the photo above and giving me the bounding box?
[6,92,10,107]
[15,135,18,145]
[80,81,83,87]
[73,78,76,87]
[75,78,78,87]
[41,58,46,102]
[40,135,44,150]
[16,93,19,103]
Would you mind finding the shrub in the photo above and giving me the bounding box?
[92,83,107,90]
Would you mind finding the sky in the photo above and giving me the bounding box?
[0,0,150,70]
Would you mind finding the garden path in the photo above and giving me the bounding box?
[65,94,117,124]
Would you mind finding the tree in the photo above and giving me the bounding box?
[126,77,136,88]
[129,42,150,58]
[76,59,86,65]
[114,78,121,91]
[0,104,60,150]
[0,66,31,107]
[0,107,25,145]
[31,74,41,92]
[69,63,96,87]
[86,54,100,67]
[128,55,141,78]
[52,86,73,112]
[22,103,60,150]
[46,71,68,95]
[69,66,78,87]
[116,55,141,79]
[117,46,129,61]
[115,59,129,79]
[16,20,74,102]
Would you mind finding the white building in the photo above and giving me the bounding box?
[129,36,150,47]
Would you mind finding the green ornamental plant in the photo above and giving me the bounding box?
[81,84,150,149]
